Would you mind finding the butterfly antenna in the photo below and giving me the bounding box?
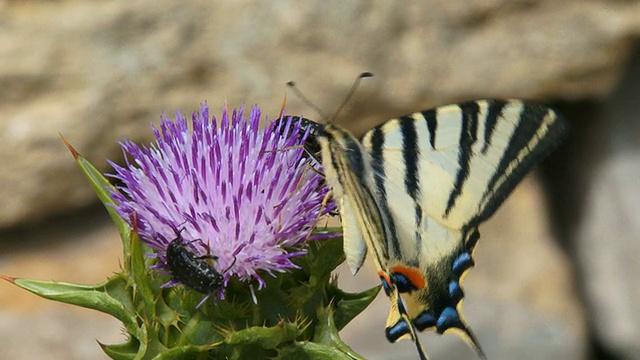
[329,72,374,122]
[286,80,328,119]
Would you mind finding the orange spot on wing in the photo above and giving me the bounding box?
[378,271,391,286]
[391,265,426,289]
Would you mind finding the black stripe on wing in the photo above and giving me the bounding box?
[467,102,568,229]
[480,100,506,155]
[444,102,480,217]
[369,127,402,258]
[400,116,424,256]
[422,109,438,149]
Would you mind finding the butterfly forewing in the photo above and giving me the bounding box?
[360,100,566,255]
[316,125,389,273]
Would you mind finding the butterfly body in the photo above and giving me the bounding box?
[291,98,567,359]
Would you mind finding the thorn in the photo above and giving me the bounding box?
[96,340,106,350]
[279,92,287,118]
[58,132,81,159]
[0,274,16,284]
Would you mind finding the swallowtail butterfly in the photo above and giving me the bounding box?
[286,86,567,359]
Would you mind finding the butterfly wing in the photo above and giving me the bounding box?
[309,99,566,359]
[360,99,567,358]
[315,124,390,274]
[361,99,567,238]
[339,196,368,274]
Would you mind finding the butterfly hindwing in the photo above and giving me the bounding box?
[358,99,565,357]
[316,125,390,273]
[340,197,368,274]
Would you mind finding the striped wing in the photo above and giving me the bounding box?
[358,99,566,358]
[294,99,566,360]
[314,122,431,360]
[360,99,567,262]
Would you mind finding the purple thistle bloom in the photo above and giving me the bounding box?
[108,103,336,303]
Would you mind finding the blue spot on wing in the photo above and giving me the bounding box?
[449,280,464,303]
[436,307,464,333]
[452,252,474,277]
[413,311,437,331]
[386,319,411,343]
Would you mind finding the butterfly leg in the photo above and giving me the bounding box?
[304,190,334,241]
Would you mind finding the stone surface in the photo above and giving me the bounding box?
[578,155,640,358]
[1,1,640,359]
[1,0,640,227]
[574,49,640,359]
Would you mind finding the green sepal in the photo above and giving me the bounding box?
[128,227,159,319]
[279,341,360,360]
[225,320,300,348]
[328,281,380,331]
[99,339,140,360]
[312,305,365,360]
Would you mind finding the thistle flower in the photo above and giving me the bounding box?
[108,103,336,303]
[3,101,379,360]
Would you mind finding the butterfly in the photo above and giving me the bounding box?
[285,94,568,359]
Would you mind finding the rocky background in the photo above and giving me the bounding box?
[1,1,639,359]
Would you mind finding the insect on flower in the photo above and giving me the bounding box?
[108,103,337,305]
[163,228,237,307]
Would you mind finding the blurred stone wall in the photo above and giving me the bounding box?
[0,1,639,359]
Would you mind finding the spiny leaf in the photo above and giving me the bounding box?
[150,344,213,360]
[330,283,380,331]
[61,135,131,252]
[9,276,137,330]
[98,339,139,360]
[313,305,364,360]
[279,341,360,360]
[128,226,157,318]
[223,320,301,349]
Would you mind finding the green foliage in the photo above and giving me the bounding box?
[4,145,379,359]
